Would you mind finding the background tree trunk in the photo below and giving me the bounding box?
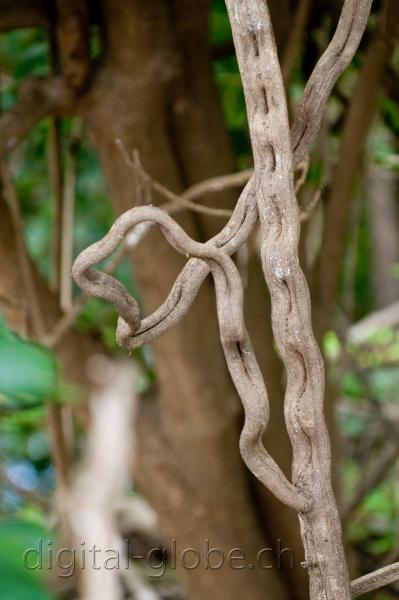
[368,165,399,308]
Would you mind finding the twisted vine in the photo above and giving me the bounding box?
[73,1,373,598]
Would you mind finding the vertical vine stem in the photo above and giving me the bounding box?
[225,1,351,598]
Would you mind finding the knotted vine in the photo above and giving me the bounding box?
[73,1,375,598]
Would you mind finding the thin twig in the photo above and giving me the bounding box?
[300,188,322,223]
[43,294,87,349]
[48,29,63,293]
[117,139,236,218]
[48,116,63,292]
[182,168,254,204]
[281,0,311,86]
[351,562,399,598]
[294,157,310,193]
[60,120,83,312]
[0,161,45,337]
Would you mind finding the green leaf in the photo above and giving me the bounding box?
[381,97,399,133]
[0,521,56,600]
[342,373,365,399]
[324,331,342,361]
[0,317,58,406]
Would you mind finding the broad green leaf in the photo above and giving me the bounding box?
[0,318,58,406]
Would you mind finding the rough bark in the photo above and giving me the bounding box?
[244,263,309,593]
[225,1,352,597]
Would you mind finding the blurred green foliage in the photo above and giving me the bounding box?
[0,317,58,407]
[0,521,56,600]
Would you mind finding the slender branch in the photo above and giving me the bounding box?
[117,140,236,218]
[294,157,310,193]
[300,188,322,223]
[182,168,253,204]
[281,0,311,86]
[60,121,82,311]
[291,0,373,167]
[47,402,71,491]
[0,162,45,338]
[43,294,87,349]
[48,116,63,292]
[48,30,64,293]
[351,562,399,598]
